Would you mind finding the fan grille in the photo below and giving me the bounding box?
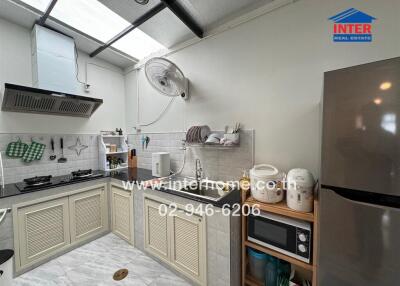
[145,58,187,98]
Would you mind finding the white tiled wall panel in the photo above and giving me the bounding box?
[0,133,99,184]
[128,130,254,181]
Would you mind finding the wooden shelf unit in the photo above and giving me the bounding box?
[245,274,263,286]
[245,241,313,271]
[245,196,314,222]
[241,190,319,286]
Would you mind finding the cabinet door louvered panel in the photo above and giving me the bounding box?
[69,187,108,243]
[18,197,70,267]
[111,186,133,243]
[144,199,169,261]
[170,211,205,283]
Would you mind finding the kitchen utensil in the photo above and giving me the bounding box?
[186,126,211,143]
[250,164,285,203]
[145,136,150,149]
[49,138,56,160]
[233,123,241,133]
[141,135,146,150]
[287,168,315,212]
[58,138,67,163]
[205,133,221,144]
[222,133,240,145]
[6,138,28,158]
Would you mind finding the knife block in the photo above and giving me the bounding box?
[128,153,137,168]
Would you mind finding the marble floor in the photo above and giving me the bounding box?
[13,233,192,286]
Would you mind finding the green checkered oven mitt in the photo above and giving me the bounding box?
[22,141,46,162]
[6,139,28,158]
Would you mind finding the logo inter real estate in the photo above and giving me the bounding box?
[329,8,376,42]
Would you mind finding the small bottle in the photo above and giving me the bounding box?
[239,170,251,192]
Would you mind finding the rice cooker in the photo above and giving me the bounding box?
[287,168,315,212]
[250,164,285,203]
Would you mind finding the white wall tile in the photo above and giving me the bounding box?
[128,130,254,180]
[0,133,99,183]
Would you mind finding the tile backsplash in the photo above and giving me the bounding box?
[0,130,255,184]
[0,133,99,184]
[128,130,254,181]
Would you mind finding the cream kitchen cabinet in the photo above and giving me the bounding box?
[16,197,71,268]
[111,185,134,244]
[170,209,206,284]
[144,197,206,285]
[69,186,108,243]
[144,198,170,261]
[14,183,109,272]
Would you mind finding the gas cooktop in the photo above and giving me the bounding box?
[15,169,105,192]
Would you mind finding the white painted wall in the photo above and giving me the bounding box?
[0,17,126,134]
[125,0,400,176]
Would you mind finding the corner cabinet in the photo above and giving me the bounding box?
[144,197,207,285]
[14,183,109,272]
[17,197,71,267]
[111,185,134,244]
[69,187,108,243]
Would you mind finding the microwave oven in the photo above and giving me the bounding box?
[248,211,312,263]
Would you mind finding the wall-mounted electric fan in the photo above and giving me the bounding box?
[145,57,189,100]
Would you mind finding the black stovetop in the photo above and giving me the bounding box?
[15,170,105,192]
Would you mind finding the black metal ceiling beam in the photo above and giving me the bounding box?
[89,2,167,58]
[37,0,58,26]
[160,0,203,38]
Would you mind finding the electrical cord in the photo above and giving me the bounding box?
[74,43,87,85]
[138,94,176,127]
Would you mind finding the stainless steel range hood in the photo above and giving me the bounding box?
[1,83,103,118]
[0,25,103,118]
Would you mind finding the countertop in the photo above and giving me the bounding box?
[0,168,153,199]
[0,168,240,207]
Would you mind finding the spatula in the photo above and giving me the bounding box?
[49,138,56,160]
[58,138,67,163]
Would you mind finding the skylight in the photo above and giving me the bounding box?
[20,0,165,60]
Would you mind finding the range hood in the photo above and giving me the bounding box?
[2,83,103,118]
[0,25,103,118]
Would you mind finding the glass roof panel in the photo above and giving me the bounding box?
[20,0,51,11]
[20,0,165,59]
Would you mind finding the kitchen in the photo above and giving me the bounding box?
[0,0,399,285]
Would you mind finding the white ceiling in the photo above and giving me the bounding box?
[100,0,274,48]
[0,0,275,68]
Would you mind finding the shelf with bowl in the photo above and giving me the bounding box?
[241,189,319,286]
[186,142,240,148]
[186,131,240,148]
[106,151,128,155]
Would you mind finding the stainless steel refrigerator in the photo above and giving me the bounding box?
[319,57,400,286]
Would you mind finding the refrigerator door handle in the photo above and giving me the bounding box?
[323,185,400,209]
